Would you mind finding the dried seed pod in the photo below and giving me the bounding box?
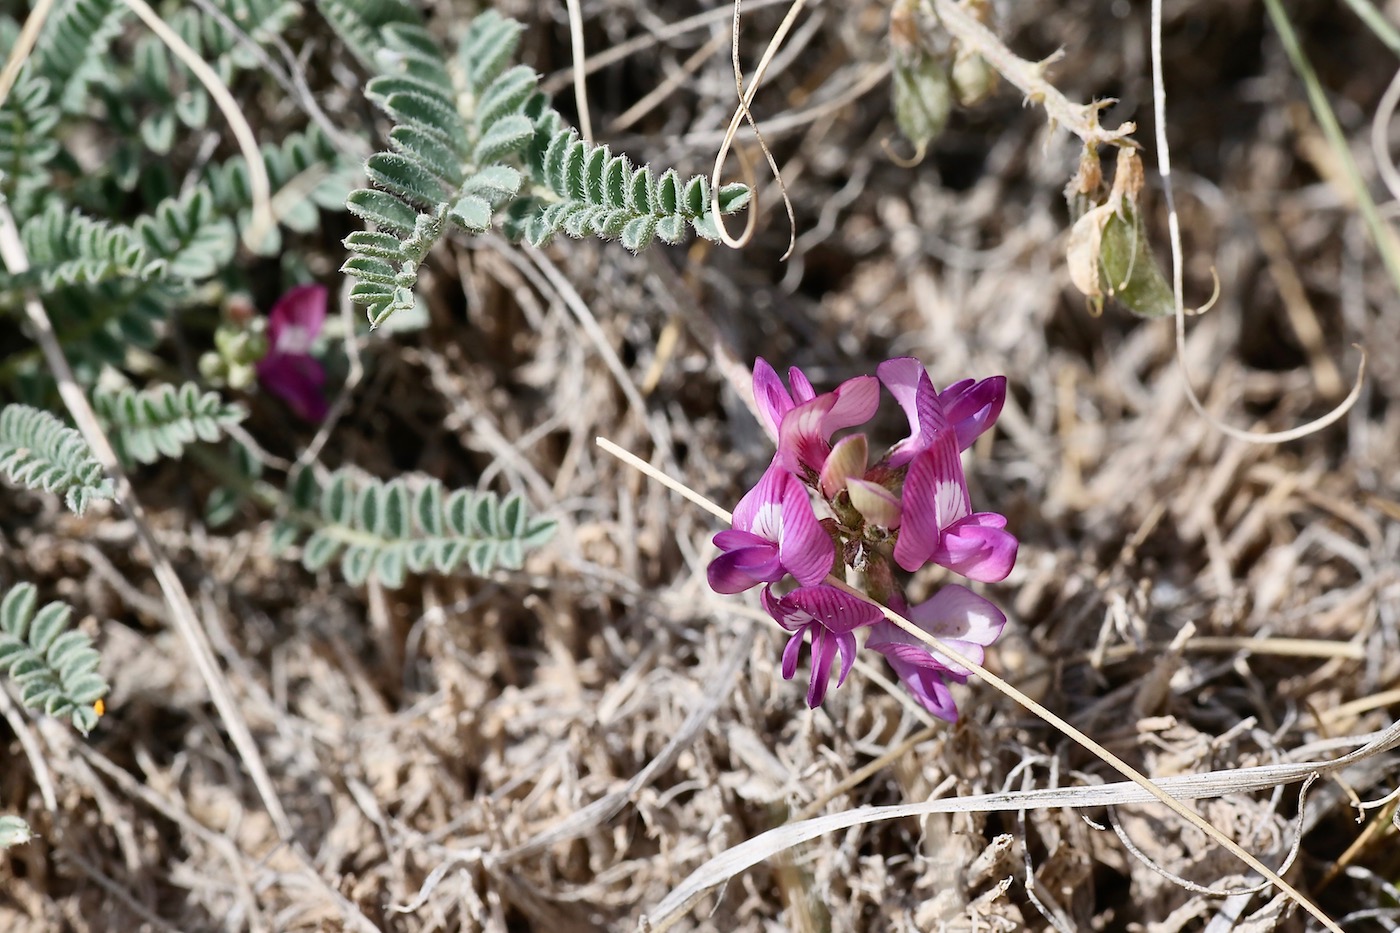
[1097,198,1175,318]
[1064,147,1175,318]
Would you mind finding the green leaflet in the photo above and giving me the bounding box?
[0,583,110,735]
[0,404,114,514]
[339,10,752,329]
[284,471,556,588]
[93,381,247,467]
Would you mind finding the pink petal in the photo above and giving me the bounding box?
[268,283,328,353]
[941,376,1006,451]
[777,393,838,477]
[821,375,879,435]
[867,611,969,721]
[706,544,781,593]
[892,436,970,572]
[752,358,793,442]
[776,479,832,585]
[832,631,858,687]
[732,461,791,538]
[777,585,884,634]
[787,366,816,404]
[908,584,1007,647]
[256,353,328,422]
[931,514,1018,583]
[887,655,961,721]
[713,529,770,551]
[781,629,805,680]
[806,628,838,706]
[877,358,949,468]
[895,584,1009,673]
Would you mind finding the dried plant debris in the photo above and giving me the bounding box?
[0,1,1396,932]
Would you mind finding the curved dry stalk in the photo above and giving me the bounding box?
[119,0,274,254]
[1372,67,1400,205]
[642,723,1400,930]
[1153,0,1367,445]
[1106,775,1314,898]
[539,0,793,95]
[0,685,57,813]
[710,0,800,254]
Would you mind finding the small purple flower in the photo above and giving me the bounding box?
[256,283,329,422]
[939,376,1007,452]
[752,358,879,480]
[707,462,835,594]
[893,430,1018,580]
[877,358,1005,466]
[867,585,1007,721]
[763,584,884,707]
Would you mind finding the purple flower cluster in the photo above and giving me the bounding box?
[708,358,1016,721]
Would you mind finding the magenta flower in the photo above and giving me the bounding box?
[708,356,1016,718]
[876,358,1005,466]
[867,586,1007,721]
[939,376,1007,452]
[752,358,879,481]
[707,462,835,594]
[763,585,884,707]
[256,283,329,422]
[893,430,1018,580]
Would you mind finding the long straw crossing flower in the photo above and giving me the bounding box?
[707,356,1017,718]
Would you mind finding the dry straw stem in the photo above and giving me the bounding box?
[1374,66,1400,203]
[596,436,1358,933]
[0,681,58,813]
[1263,0,1400,292]
[0,206,378,933]
[564,0,593,143]
[119,0,275,254]
[923,0,1135,149]
[0,0,56,111]
[539,0,793,95]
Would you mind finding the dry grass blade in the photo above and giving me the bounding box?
[644,724,1400,929]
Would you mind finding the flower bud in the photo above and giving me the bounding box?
[225,362,256,391]
[892,56,952,155]
[847,478,903,530]
[198,351,226,383]
[949,0,997,106]
[1064,147,1174,318]
[819,434,869,498]
[890,0,952,156]
[951,47,997,107]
